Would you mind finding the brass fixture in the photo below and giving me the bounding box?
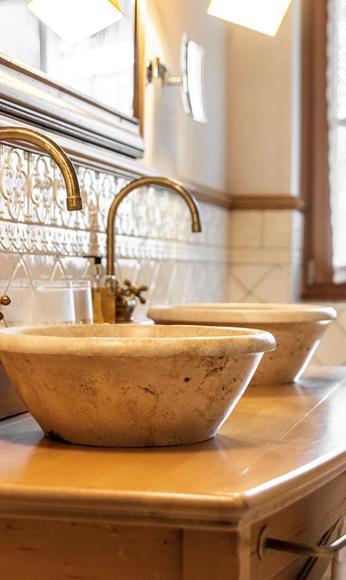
[104,176,202,323]
[0,127,82,322]
[0,127,82,211]
[146,57,182,86]
[0,295,11,323]
[115,280,149,323]
[258,522,346,560]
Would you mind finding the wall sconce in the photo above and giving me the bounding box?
[146,35,207,124]
[207,0,291,37]
[27,0,123,44]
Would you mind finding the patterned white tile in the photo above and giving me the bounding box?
[230,264,274,290]
[229,275,252,302]
[1,143,344,369]
[230,211,263,248]
[0,144,230,310]
[263,210,292,249]
[230,247,292,265]
[253,265,291,303]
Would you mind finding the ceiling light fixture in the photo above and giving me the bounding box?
[207,0,291,37]
[27,0,123,44]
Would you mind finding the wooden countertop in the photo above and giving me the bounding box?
[0,367,345,531]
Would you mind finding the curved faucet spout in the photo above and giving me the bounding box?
[106,176,202,278]
[0,127,82,211]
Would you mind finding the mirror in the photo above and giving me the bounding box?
[0,0,145,157]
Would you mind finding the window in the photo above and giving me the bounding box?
[302,0,346,299]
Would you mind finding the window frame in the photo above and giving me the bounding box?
[301,0,346,300]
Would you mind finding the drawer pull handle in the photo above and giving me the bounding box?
[258,524,346,560]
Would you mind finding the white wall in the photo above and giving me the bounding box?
[144,0,229,191]
[227,5,293,195]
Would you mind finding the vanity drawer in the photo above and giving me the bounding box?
[0,519,182,580]
[0,476,344,580]
[250,471,346,579]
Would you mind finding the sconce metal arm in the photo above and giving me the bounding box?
[146,57,182,85]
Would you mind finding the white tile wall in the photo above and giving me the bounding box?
[228,209,346,366]
[0,144,231,322]
[0,144,344,365]
[230,211,263,248]
[229,210,298,303]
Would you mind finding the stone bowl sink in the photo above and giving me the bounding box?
[148,304,337,386]
[0,324,275,447]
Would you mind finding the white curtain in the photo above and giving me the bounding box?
[327,0,346,283]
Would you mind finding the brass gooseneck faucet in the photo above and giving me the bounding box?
[104,175,202,322]
[0,127,82,211]
[0,126,82,320]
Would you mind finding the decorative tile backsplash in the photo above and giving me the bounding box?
[0,144,231,316]
[0,144,344,365]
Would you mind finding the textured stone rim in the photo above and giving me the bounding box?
[148,303,337,324]
[0,324,276,357]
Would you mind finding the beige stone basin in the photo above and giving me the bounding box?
[0,324,275,447]
[148,304,337,385]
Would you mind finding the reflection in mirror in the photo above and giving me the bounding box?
[0,0,135,117]
[27,0,124,44]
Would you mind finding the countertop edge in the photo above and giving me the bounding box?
[0,448,345,531]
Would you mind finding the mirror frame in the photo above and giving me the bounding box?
[0,0,145,158]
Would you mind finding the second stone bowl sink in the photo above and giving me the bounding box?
[148,304,337,385]
[0,324,275,447]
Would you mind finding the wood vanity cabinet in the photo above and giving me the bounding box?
[0,367,345,580]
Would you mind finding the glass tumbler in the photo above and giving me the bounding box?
[70,281,93,324]
[32,282,76,325]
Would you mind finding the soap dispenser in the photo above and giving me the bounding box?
[84,256,148,324]
[84,256,107,323]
